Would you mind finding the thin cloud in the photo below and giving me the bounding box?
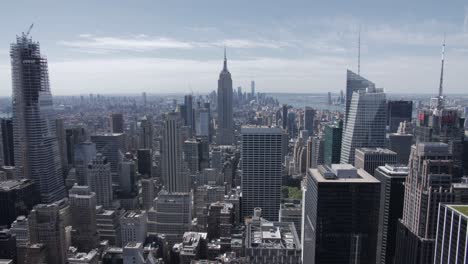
[58,34,293,53]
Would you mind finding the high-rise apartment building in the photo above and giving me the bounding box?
[374,164,408,264]
[161,112,188,192]
[394,143,454,264]
[303,164,380,264]
[341,87,387,165]
[87,154,113,208]
[216,50,234,145]
[11,34,66,203]
[241,126,283,221]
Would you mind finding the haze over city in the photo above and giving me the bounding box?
[1,0,468,95]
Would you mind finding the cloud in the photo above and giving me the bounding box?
[58,34,293,53]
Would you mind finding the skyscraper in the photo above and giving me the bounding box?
[323,121,343,165]
[387,100,413,133]
[184,95,195,132]
[282,104,288,130]
[73,141,97,185]
[302,164,380,263]
[434,204,468,263]
[216,49,234,145]
[394,143,454,264]
[241,126,283,221]
[1,118,14,166]
[138,116,153,150]
[87,153,113,208]
[354,147,398,175]
[91,133,125,185]
[374,164,408,264]
[341,87,387,165]
[304,107,316,136]
[11,33,66,203]
[69,185,98,252]
[345,70,375,124]
[110,113,124,133]
[161,112,189,192]
[251,80,255,98]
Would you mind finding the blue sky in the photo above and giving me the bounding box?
[0,0,467,95]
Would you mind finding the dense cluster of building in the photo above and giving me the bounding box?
[0,31,467,264]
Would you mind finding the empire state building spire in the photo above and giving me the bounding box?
[217,47,234,145]
[223,46,228,71]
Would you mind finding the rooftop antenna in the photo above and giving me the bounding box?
[358,26,361,75]
[25,23,34,38]
[437,34,446,110]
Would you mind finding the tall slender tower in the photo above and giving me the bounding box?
[11,32,66,203]
[216,48,234,145]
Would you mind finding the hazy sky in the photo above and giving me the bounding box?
[0,0,467,95]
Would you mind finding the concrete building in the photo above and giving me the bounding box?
[0,230,16,263]
[110,113,124,134]
[73,141,97,185]
[303,164,380,263]
[354,147,398,175]
[69,185,98,252]
[245,209,301,264]
[388,121,413,164]
[241,126,283,221]
[173,232,208,264]
[0,179,39,227]
[11,34,66,203]
[120,210,147,246]
[90,133,125,185]
[279,202,302,242]
[96,206,121,246]
[87,154,113,208]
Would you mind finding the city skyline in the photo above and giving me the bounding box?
[0,1,468,95]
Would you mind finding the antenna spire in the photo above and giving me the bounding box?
[223,45,227,70]
[358,26,361,75]
[437,34,446,110]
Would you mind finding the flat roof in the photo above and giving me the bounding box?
[309,167,379,183]
[448,205,468,218]
[241,126,283,134]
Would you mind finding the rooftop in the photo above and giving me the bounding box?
[0,179,32,191]
[247,218,301,250]
[310,165,379,183]
[241,125,283,134]
[449,205,468,218]
[356,147,397,155]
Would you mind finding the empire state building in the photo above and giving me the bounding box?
[216,49,234,145]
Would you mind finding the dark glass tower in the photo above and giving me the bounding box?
[1,118,14,166]
[387,100,413,133]
[11,34,66,203]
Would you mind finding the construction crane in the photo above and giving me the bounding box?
[24,23,34,37]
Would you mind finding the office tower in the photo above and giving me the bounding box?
[161,112,189,192]
[308,136,325,169]
[245,209,302,264]
[251,80,255,98]
[304,107,316,136]
[0,179,38,227]
[216,49,234,145]
[123,242,146,264]
[184,139,201,175]
[287,112,297,138]
[345,70,375,123]
[207,202,233,242]
[73,141,97,185]
[69,185,98,252]
[388,121,413,164]
[415,108,465,179]
[394,143,454,264]
[96,206,121,246]
[91,133,125,184]
[196,108,211,141]
[184,95,195,132]
[137,149,152,177]
[323,121,343,165]
[341,87,387,165]
[241,126,283,221]
[303,164,380,263]
[119,156,136,195]
[138,116,153,150]
[0,230,16,263]
[10,34,66,203]
[355,147,397,175]
[282,104,288,130]
[1,119,14,166]
[387,100,413,133]
[140,178,156,210]
[142,92,147,107]
[55,118,69,175]
[66,127,87,166]
[148,191,192,244]
[29,202,68,264]
[434,204,468,263]
[87,154,113,208]
[327,91,332,105]
[120,210,147,246]
[110,113,124,133]
[374,165,408,264]
[279,202,302,241]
